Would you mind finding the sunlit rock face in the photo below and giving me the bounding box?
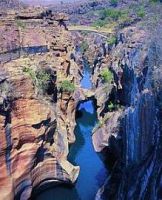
[96,25,162,200]
[0,9,80,200]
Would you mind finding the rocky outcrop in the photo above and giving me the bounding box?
[92,110,122,152]
[95,23,162,200]
[0,0,20,9]
[0,10,80,200]
[67,4,162,198]
[51,0,140,25]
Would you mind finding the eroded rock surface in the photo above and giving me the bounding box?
[0,9,80,200]
[94,24,162,200]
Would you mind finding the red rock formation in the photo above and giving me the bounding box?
[0,10,80,200]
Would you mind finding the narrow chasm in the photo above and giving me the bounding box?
[35,58,108,200]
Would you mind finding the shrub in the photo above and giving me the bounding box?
[93,19,107,28]
[23,66,36,81]
[108,101,123,111]
[108,101,115,111]
[23,66,50,92]
[92,8,129,28]
[36,70,51,91]
[136,6,145,18]
[100,9,122,21]
[107,35,117,45]
[59,80,75,93]
[100,68,113,83]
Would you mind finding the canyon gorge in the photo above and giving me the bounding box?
[0,0,162,200]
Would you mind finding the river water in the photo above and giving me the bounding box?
[36,61,107,200]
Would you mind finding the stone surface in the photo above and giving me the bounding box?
[0,9,80,200]
[95,24,162,200]
[92,110,122,152]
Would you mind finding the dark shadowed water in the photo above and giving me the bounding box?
[35,61,107,200]
[67,100,107,200]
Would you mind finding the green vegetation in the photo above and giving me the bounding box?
[15,20,26,29]
[93,114,111,133]
[80,41,89,52]
[92,8,130,28]
[92,19,108,28]
[23,66,35,80]
[136,6,145,18]
[36,70,51,91]
[100,68,113,83]
[108,101,115,111]
[93,101,123,132]
[107,35,117,45]
[110,0,118,7]
[92,19,107,28]
[149,0,161,2]
[59,80,75,93]
[23,66,50,93]
[108,101,123,111]
[100,9,123,21]
[90,0,161,30]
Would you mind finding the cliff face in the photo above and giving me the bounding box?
[94,24,162,200]
[68,2,162,199]
[0,10,80,200]
[1,1,162,200]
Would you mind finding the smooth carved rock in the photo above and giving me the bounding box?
[0,10,80,200]
[92,110,122,152]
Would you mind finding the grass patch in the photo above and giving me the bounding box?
[136,6,145,18]
[100,9,122,21]
[92,19,108,28]
[92,8,130,28]
[59,80,75,93]
[100,68,113,83]
[36,70,51,91]
[108,101,115,111]
[107,35,117,45]
[23,66,35,80]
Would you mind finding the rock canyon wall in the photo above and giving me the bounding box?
[92,19,162,200]
[0,9,81,200]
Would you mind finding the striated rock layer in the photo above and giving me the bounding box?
[94,24,162,200]
[0,10,80,200]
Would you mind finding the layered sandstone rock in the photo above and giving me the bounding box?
[0,10,80,200]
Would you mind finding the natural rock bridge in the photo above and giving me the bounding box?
[68,25,113,38]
